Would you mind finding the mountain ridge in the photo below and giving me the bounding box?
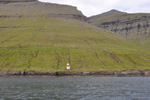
[90,9,126,18]
[0,0,88,21]
[89,9,150,41]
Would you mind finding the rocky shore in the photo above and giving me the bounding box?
[1,70,150,77]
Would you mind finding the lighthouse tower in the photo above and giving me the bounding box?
[66,63,70,70]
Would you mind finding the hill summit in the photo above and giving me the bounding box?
[98,9,126,16]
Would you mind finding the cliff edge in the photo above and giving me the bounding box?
[0,0,87,21]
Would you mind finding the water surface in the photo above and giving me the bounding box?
[0,77,150,100]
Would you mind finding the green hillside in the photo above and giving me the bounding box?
[0,17,150,72]
[89,10,150,49]
[0,2,150,73]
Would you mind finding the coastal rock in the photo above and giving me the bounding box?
[144,71,150,76]
[1,70,150,77]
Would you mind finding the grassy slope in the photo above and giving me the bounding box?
[89,11,150,24]
[0,17,150,72]
[89,10,150,49]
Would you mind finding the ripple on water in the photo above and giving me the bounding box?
[0,77,150,100]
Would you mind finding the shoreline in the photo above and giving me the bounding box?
[1,70,150,77]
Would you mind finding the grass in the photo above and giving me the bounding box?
[0,47,150,72]
[89,10,150,47]
[0,17,150,72]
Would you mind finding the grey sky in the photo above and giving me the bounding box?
[39,0,150,17]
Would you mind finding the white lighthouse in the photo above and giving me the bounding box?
[66,63,70,70]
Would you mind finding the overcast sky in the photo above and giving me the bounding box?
[39,0,150,17]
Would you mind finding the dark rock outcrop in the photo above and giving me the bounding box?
[1,70,150,77]
[96,16,150,38]
[89,10,150,39]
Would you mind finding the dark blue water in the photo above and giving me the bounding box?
[0,77,150,100]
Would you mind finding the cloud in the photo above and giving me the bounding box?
[39,0,150,17]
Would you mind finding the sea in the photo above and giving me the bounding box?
[0,77,150,100]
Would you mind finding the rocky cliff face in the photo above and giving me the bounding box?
[89,10,150,39]
[0,0,87,21]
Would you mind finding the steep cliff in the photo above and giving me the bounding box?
[89,10,150,39]
[0,0,87,21]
